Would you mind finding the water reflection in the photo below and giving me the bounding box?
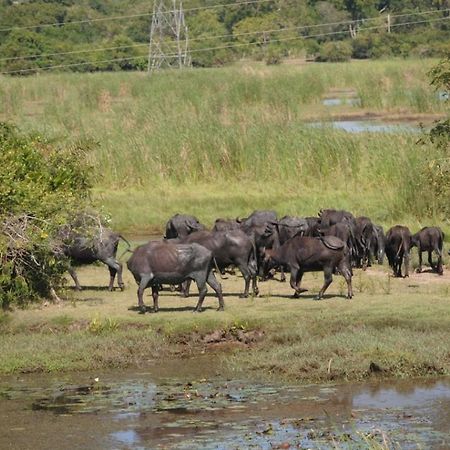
[0,364,449,449]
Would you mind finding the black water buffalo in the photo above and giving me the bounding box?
[385,225,412,277]
[212,218,241,232]
[239,210,280,277]
[59,228,129,291]
[411,227,444,275]
[275,216,309,281]
[304,217,321,237]
[127,241,224,313]
[164,214,205,239]
[354,216,376,269]
[318,209,355,229]
[370,224,386,265]
[277,216,309,243]
[263,235,353,300]
[179,229,258,297]
[320,222,355,259]
[239,210,278,227]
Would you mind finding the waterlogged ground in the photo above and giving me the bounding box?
[1,357,450,450]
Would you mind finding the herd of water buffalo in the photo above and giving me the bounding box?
[61,209,446,313]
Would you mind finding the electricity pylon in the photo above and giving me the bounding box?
[147,0,191,73]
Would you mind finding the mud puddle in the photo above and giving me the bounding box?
[1,357,449,449]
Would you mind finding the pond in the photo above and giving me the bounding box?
[1,356,449,449]
[308,120,421,133]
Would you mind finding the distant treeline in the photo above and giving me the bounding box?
[0,0,449,73]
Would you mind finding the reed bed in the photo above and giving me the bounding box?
[0,59,447,231]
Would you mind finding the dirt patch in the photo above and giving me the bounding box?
[175,328,265,350]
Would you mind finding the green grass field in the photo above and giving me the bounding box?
[1,259,449,381]
[1,59,448,234]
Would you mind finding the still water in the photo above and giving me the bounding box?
[1,357,449,449]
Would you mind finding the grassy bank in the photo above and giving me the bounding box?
[1,262,449,382]
[1,59,448,232]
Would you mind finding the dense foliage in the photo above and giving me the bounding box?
[0,0,449,73]
[0,124,94,308]
[420,56,450,216]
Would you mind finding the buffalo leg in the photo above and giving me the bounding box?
[428,250,435,271]
[137,274,152,313]
[342,267,353,299]
[68,267,82,291]
[403,251,410,278]
[417,247,423,273]
[181,280,191,297]
[238,264,251,298]
[316,266,333,300]
[290,268,305,298]
[193,278,208,313]
[252,275,259,296]
[206,271,224,311]
[103,257,124,291]
[151,286,159,313]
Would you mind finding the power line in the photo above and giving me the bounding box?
[0,0,275,33]
[1,1,448,33]
[1,8,448,63]
[2,16,448,76]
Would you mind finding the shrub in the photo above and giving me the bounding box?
[0,123,94,309]
[316,41,352,62]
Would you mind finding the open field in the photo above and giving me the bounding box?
[1,58,448,233]
[1,255,449,381]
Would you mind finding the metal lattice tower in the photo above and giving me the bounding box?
[147,0,191,73]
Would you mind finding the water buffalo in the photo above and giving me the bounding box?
[319,222,356,263]
[411,227,444,275]
[263,235,353,300]
[239,210,278,228]
[385,225,412,277]
[212,218,241,232]
[239,211,280,277]
[304,217,321,237]
[354,216,376,269]
[179,229,258,297]
[277,216,309,243]
[127,241,224,313]
[318,209,355,229]
[58,228,130,291]
[164,214,205,239]
[370,224,386,265]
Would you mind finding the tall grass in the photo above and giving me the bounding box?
[0,59,447,231]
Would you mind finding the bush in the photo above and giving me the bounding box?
[316,41,352,62]
[0,123,94,309]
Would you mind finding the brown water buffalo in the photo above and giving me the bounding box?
[263,235,353,300]
[164,214,205,239]
[411,227,444,275]
[179,229,259,297]
[385,225,412,277]
[58,228,130,291]
[127,241,224,313]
